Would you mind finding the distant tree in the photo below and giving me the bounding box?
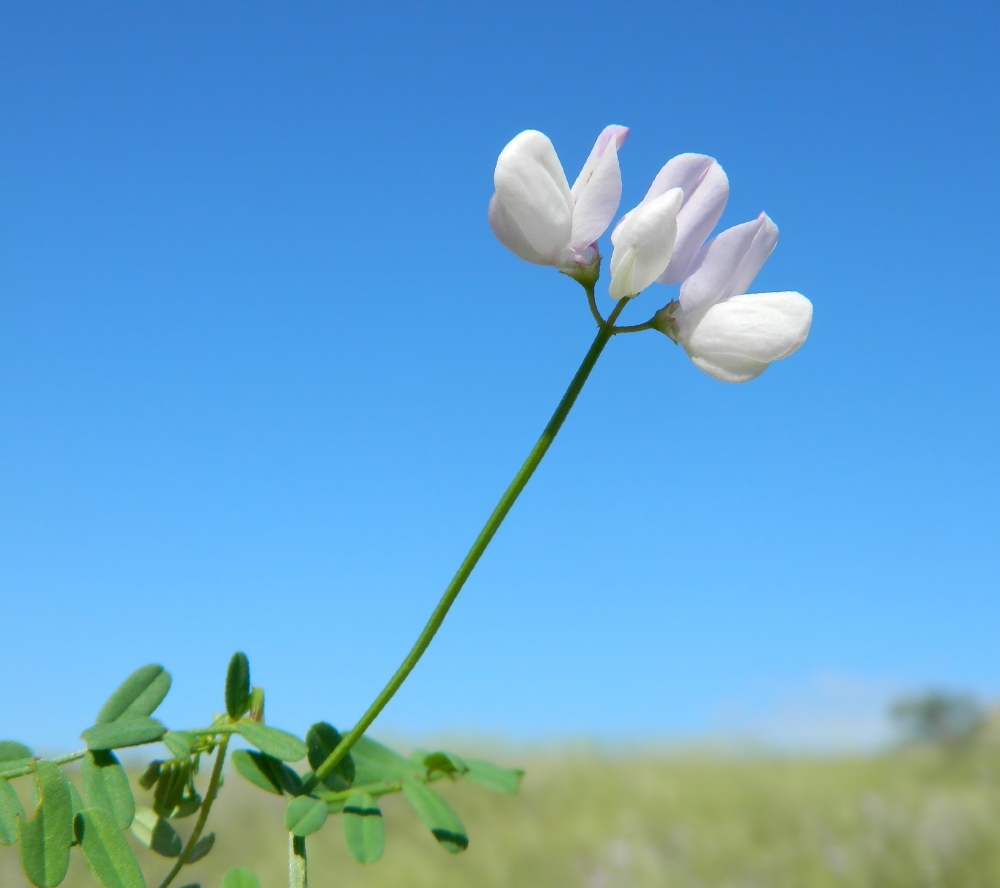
[890,691,985,746]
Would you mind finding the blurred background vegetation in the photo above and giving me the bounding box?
[5,692,1000,888]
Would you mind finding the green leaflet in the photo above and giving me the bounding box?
[421,751,468,776]
[75,807,147,888]
[83,751,135,829]
[237,722,306,763]
[169,791,202,820]
[152,761,191,818]
[225,653,252,720]
[350,736,420,785]
[67,784,84,845]
[247,688,265,722]
[0,741,33,774]
[82,718,166,751]
[401,778,468,853]
[305,722,355,790]
[162,732,196,760]
[18,761,74,887]
[68,783,85,821]
[231,749,302,797]
[0,741,33,761]
[130,807,182,858]
[342,792,384,864]
[95,665,171,724]
[0,778,25,845]
[187,831,215,863]
[221,868,260,888]
[284,796,328,837]
[464,758,524,794]
[137,762,161,791]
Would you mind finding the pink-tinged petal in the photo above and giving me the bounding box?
[492,130,574,264]
[568,133,623,258]
[608,188,683,301]
[655,157,729,284]
[681,291,812,383]
[677,214,779,329]
[570,125,629,199]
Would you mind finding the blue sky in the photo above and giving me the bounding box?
[1,0,998,751]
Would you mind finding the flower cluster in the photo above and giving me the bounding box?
[488,127,812,383]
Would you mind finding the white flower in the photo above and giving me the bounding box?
[608,187,683,301]
[608,154,729,300]
[634,154,730,284]
[662,213,812,383]
[488,126,627,270]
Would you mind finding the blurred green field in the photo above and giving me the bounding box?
[6,740,1000,888]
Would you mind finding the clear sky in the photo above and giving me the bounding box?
[2,0,998,752]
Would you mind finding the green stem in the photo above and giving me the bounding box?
[0,749,87,780]
[304,296,629,794]
[586,284,607,327]
[317,771,447,805]
[289,834,308,888]
[189,725,239,736]
[157,735,230,888]
[612,319,656,334]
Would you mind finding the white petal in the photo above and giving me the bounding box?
[488,194,552,265]
[570,125,628,199]
[688,353,770,383]
[677,214,778,328]
[655,157,729,284]
[681,291,813,383]
[608,247,637,302]
[492,130,574,264]
[608,188,683,300]
[568,133,623,258]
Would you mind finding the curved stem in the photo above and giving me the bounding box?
[157,735,230,888]
[304,298,629,794]
[585,284,607,327]
[612,319,656,334]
